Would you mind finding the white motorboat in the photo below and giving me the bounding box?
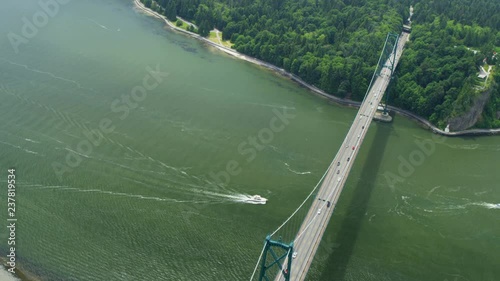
[247,195,268,204]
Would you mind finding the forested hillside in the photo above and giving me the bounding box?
[391,0,500,129]
[143,0,500,129]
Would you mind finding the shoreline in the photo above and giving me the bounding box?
[0,266,19,281]
[133,0,500,137]
[0,257,41,281]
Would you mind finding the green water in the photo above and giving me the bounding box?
[0,1,499,280]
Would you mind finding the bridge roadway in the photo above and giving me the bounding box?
[277,32,409,281]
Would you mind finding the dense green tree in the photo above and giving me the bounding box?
[141,0,499,128]
[163,0,177,22]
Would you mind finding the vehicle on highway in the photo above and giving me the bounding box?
[347,157,350,161]
[337,162,340,166]
[337,170,340,174]
[282,268,289,276]
[352,146,355,150]
[327,201,331,207]
[317,209,321,214]
[292,252,297,259]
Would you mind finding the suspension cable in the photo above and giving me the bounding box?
[269,153,337,237]
[249,243,267,281]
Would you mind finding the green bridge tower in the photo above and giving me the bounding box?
[258,236,294,281]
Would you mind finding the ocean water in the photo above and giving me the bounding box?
[0,0,499,280]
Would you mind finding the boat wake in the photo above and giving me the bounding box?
[244,102,295,111]
[0,58,97,93]
[236,194,268,205]
[24,138,40,144]
[0,140,42,156]
[198,191,268,205]
[472,202,500,209]
[24,185,226,204]
[392,195,500,219]
[23,183,268,205]
[284,162,312,175]
[83,17,110,30]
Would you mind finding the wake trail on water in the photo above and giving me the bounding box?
[39,132,64,144]
[0,58,97,94]
[397,195,500,216]
[0,85,197,182]
[22,184,261,205]
[471,202,500,209]
[0,140,42,156]
[244,102,296,110]
[83,17,110,30]
[284,162,312,175]
[0,130,44,145]
[106,137,189,175]
[24,138,40,144]
[1,84,93,133]
[198,190,268,204]
[24,185,227,204]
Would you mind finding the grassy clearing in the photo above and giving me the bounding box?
[174,19,190,31]
[208,31,219,43]
[208,31,233,48]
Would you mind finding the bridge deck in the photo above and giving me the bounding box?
[277,32,409,281]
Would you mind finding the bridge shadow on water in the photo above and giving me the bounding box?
[318,121,392,281]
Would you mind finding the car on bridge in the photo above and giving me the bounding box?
[282,268,289,277]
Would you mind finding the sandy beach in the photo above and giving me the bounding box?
[0,267,20,281]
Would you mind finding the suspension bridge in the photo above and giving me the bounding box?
[250,29,410,281]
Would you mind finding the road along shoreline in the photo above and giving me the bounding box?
[133,0,500,137]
